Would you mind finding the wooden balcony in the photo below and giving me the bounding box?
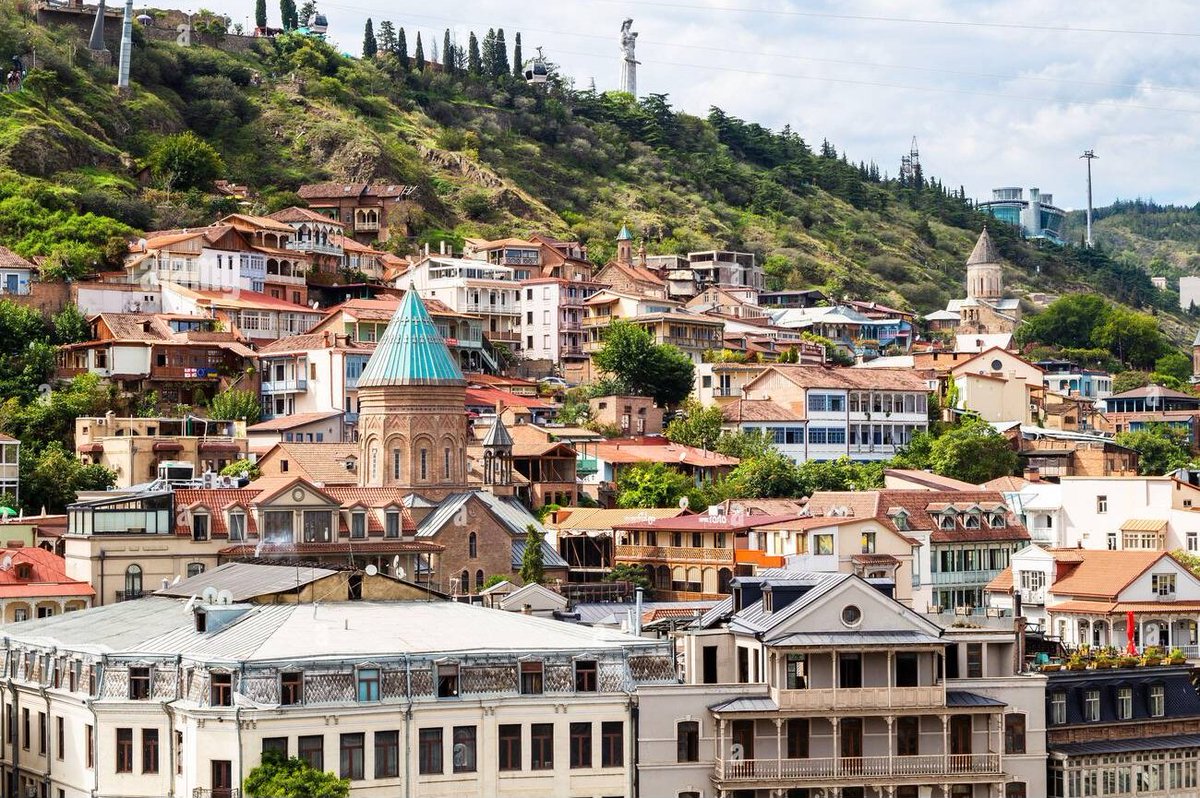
[715,753,1002,784]
[771,685,945,712]
[615,543,733,565]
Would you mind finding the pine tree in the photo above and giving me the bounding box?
[397,27,409,69]
[494,28,510,77]
[481,28,496,78]
[254,0,266,29]
[442,29,453,74]
[377,21,396,54]
[362,18,377,58]
[415,32,425,71]
[298,0,315,24]
[279,0,297,30]
[467,32,481,75]
[512,32,523,78]
[519,524,545,585]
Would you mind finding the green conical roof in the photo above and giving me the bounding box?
[617,225,633,241]
[357,291,465,388]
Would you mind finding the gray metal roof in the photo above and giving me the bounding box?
[945,690,1006,708]
[511,537,569,569]
[710,695,779,713]
[769,631,946,648]
[729,573,851,635]
[482,415,513,448]
[156,562,337,602]
[416,491,545,538]
[1054,733,1200,758]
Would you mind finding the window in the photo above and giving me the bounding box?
[192,513,209,541]
[298,735,323,770]
[814,534,834,555]
[1084,689,1100,721]
[468,532,477,559]
[444,448,451,479]
[374,731,399,779]
[966,643,983,678]
[262,738,287,757]
[1097,495,1108,513]
[861,532,876,554]
[1108,531,1119,550]
[209,672,232,706]
[575,660,597,692]
[281,671,303,705]
[385,510,401,538]
[302,510,332,543]
[129,667,151,699]
[677,721,700,762]
[420,448,428,481]
[228,511,246,541]
[418,728,442,775]
[452,726,477,773]
[1117,688,1133,720]
[392,448,401,481]
[897,716,920,756]
[521,661,544,694]
[601,722,623,767]
[340,733,364,780]
[1152,573,1177,597]
[86,724,93,768]
[55,716,63,760]
[124,565,143,599]
[1051,692,1066,724]
[499,724,522,771]
[895,652,919,687]
[142,729,159,773]
[531,723,554,770]
[357,668,380,702]
[1190,532,1199,552]
[842,605,862,626]
[437,664,459,698]
[114,727,134,773]
[1004,714,1025,754]
[570,722,592,768]
[1150,684,1166,717]
[785,718,808,759]
[1006,785,1026,798]
[38,711,45,755]
[351,512,366,540]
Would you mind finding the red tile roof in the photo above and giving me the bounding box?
[806,489,1030,543]
[0,547,94,599]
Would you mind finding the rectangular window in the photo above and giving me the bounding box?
[374,730,399,779]
[452,726,477,773]
[1117,688,1133,720]
[1150,684,1166,717]
[521,661,544,695]
[210,673,232,707]
[302,510,332,543]
[339,733,364,780]
[570,722,592,769]
[1097,495,1108,513]
[575,660,597,692]
[357,668,380,702]
[498,724,522,771]
[350,512,366,539]
[814,534,834,556]
[861,532,876,554]
[786,653,806,689]
[22,708,29,750]
[129,667,151,700]
[437,664,459,698]
[418,728,443,775]
[531,723,554,770]
[230,509,247,540]
[392,448,401,481]
[786,717,809,759]
[1152,573,1177,596]
[677,721,699,762]
[298,735,323,770]
[261,738,287,757]
[1004,714,1026,754]
[897,716,920,756]
[56,716,63,760]
[86,724,93,768]
[385,511,400,538]
[1051,692,1066,724]
[142,729,159,773]
[116,728,133,773]
[966,643,984,678]
[192,514,209,541]
[1084,689,1100,721]
[281,671,303,705]
[601,721,623,767]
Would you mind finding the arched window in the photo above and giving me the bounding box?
[468,532,478,559]
[124,565,143,600]
[475,570,484,590]
[459,570,469,594]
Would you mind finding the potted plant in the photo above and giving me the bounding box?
[1142,646,1163,666]
[1066,652,1087,671]
[1168,647,1187,665]
[1093,654,1114,669]
[1117,655,1140,669]
[1039,660,1062,672]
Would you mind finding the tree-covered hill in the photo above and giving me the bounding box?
[0,1,1195,343]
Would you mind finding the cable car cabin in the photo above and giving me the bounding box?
[308,13,328,34]
[524,59,548,85]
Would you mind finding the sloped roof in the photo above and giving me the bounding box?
[745,365,930,393]
[966,227,1001,266]
[0,246,35,270]
[481,415,514,448]
[268,206,345,226]
[595,441,739,468]
[157,562,338,601]
[259,443,359,484]
[806,489,1030,543]
[246,411,343,432]
[257,331,374,355]
[550,507,688,532]
[357,290,465,388]
[617,225,633,241]
[721,399,796,422]
[1048,548,1171,600]
[0,548,94,599]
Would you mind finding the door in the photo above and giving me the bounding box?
[730,719,755,775]
[212,759,233,798]
[702,646,719,684]
[839,653,863,688]
[840,718,863,775]
[950,715,972,771]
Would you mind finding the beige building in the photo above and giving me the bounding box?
[0,596,673,798]
[75,415,248,488]
[587,395,664,436]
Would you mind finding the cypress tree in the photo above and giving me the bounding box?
[467,32,481,75]
[481,28,496,78]
[415,32,425,71]
[279,0,296,29]
[254,0,266,29]
[494,28,510,77]
[442,29,453,74]
[377,20,396,54]
[397,27,409,69]
[512,32,523,78]
[519,524,545,585]
[362,19,377,58]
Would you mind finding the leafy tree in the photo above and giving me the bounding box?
[245,751,349,798]
[1155,353,1193,383]
[722,449,801,499]
[592,321,694,406]
[21,443,115,515]
[519,523,545,585]
[361,18,376,58]
[377,21,395,53]
[52,304,89,345]
[298,0,316,24]
[795,457,885,495]
[396,27,409,69]
[209,389,260,422]
[254,0,267,29]
[483,573,507,588]
[21,69,60,112]
[493,28,510,77]
[1115,424,1193,476]
[467,32,481,75]
[715,429,775,460]
[1172,549,1200,578]
[512,31,523,78]
[1090,306,1167,369]
[220,458,261,479]
[664,399,723,450]
[1017,293,1111,349]
[801,332,853,366]
[148,132,224,192]
[414,32,425,70]
[927,418,1018,484]
[616,462,693,508]
[605,562,651,590]
[1112,370,1151,395]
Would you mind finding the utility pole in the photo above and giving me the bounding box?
[1080,150,1097,248]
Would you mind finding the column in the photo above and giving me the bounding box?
[831,717,840,778]
[775,717,783,778]
[717,719,726,778]
[885,715,895,778]
[941,714,950,774]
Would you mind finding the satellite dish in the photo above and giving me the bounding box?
[183,595,198,612]
[202,587,219,604]
[364,564,378,576]
[171,574,183,586]
[396,567,406,581]
[0,555,12,571]
[216,589,234,605]
[678,496,689,510]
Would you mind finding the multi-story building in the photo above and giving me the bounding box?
[395,256,523,355]
[0,545,93,622]
[588,395,664,436]
[518,277,602,373]
[584,439,740,506]
[0,433,17,503]
[687,250,763,290]
[0,596,672,798]
[296,181,419,243]
[0,245,37,296]
[977,186,1066,243]
[74,415,247,489]
[159,282,323,343]
[637,569,1047,798]
[1015,427,1139,479]
[267,205,346,275]
[256,329,375,438]
[717,365,933,463]
[1097,385,1200,446]
[771,304,913,359]
[126,224,266,294]
[1037,360,1114,400]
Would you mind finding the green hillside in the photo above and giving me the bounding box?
[0,2,1194,343]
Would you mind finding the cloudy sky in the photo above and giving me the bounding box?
[206,0,1200,208]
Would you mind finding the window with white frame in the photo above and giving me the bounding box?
[1083,689,1100,721]
[1097,495,1108,514]
[1152,573,1177,597]
[1117,688,1133,720]
[1150,684,1165,717]
[1189,532,1199,552]
[1051,692,1066,724]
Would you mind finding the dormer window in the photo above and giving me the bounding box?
[988,513,1006,529]
[227,510,246,541]
[14,563,32,580]
[893,512,909,531]
[192,513,210,541]
[963,514,981,530]
[938,513,957,531]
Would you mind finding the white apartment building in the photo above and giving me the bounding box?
[256,330,375,436]
[0,597,674,798]
[397,257,523,353]
[127,228,268,294]
[520,278,602,367]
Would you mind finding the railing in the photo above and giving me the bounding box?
[151,366,222,380]
[463,302,520,315]
[715,752,1001,782]
[261,377,308,393]
[663,335,719,348]
[287,240,342,256]
[116,591,143,602]
[193,789,240,798]
[576,456,598,475]
[615,544,733,564]
[929,569,1003,586]
[485,330,521,343]
[713,387,739,397]
[1019,588,1046,605]
[561,345,585,357]
[560,319,583,332]
[773,685,944,711]
[263,271,306,285]
[354,220,380,232]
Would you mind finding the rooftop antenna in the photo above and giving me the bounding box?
[1080,150,1098,248]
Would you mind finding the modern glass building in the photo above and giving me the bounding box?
[978,187,1066,244]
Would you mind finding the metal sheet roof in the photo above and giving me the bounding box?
[156,562,338,602]
[946,690,1006,708]
[768,631,946,648]
[1055,733,1200,758]
[357,290,466,387]
[710,696,779,713]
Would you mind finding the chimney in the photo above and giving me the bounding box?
[1023,465,1041,483]
[324,330,333,346]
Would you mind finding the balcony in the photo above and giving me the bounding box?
[261,377,308,393]
[772,685,944,712]
[354,220,380,232]
[116,590,144,602]
[714,387,739,398]
[561,318,583,332]
[263,271,306,285]
[193,790,240,798]
[486,330,521,344]
[576,456,598,475]
[615,544,733,565]
[286,239,342,256]
[150,366,222,381]
[562,345,585,358]
[715,753,1002,784]
[663,335,719,349]
[929,569,1003,587]
[1019,587,1045,605]
[463,302,520,315]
